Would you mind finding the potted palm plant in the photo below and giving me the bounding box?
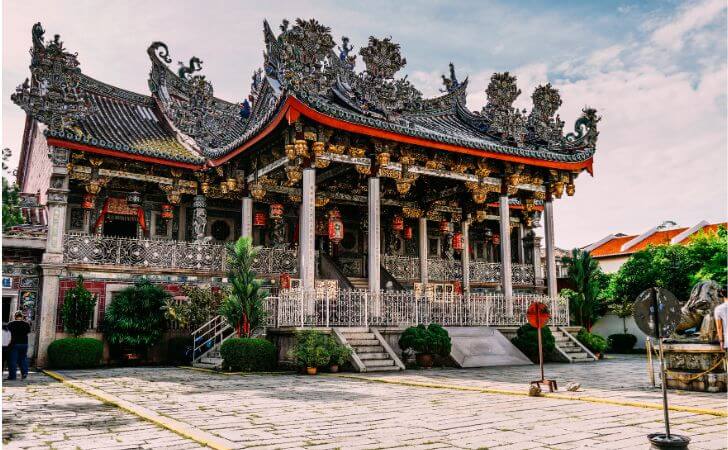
[327,337,352,373]
[291,330,331,375]
[398,323,451,368]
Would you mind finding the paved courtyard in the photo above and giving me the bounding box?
[3,356,726,449]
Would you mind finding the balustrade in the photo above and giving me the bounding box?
[382,255,537,285]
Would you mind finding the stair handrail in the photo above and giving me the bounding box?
[557,326,598,361]
[192,315,233,364]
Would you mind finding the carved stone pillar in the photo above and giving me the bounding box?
[523,231,543,286]
[461,219,470,295]
[192,195,207,241]
[499,194,513,312]
[418,217,428,286]
[368,177,381,293]
[241,196,253,239]
[516,224,526,263]
[299,168,316,291]
[37,146,69,367]
[544,198,557,297]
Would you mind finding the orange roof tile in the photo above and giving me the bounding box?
[590,235,635,257]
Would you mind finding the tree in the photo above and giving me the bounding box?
[561,248,607,330]
[163,285,225,330]
[103,279,170,351]
[2,148,22,231]
[686,227,727,287]
[60,275,97,337]
[219,237,268,337]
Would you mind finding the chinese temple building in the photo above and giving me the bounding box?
[9,20,599,366]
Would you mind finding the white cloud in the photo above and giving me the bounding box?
[651,0,726,51]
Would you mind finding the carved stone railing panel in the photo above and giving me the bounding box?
[338,257,365,278]
[512,264,535,285]
[382,255,420,281]
[63,234,225,271]
[469,261,501,283]
[427,258,462,282]
[252,247,298,275]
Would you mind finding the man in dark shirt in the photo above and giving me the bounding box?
[7,311,31,380]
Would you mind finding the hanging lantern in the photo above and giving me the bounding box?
[250,183,266,200]
[439,220,450,234]
[227,177,237,192]
[161,204,174,220]
[126,191,142,209]
[220,182,229,194]
[328,208,344,244]
[492,233,501,246]
[253,212,267,227]
[285,144,296,161]
[403,225,413,240]
[200,181,210,194]
[270,203,284,220]
[452,232,463,250]
[82,193,95,210]
[392,215,404,232]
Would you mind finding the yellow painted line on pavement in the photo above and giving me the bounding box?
[43,370,235,450]
[331,374,728,417]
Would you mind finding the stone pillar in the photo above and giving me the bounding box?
[499,194,513,311]
[524,231,543,286]
[36,146,69,367]
[367,177,381,293]
[241,196,253,239]
[177,204,187,241]
[192,195,207,241]
[418,217,428,286]
[461,219,470,295]
[299,168,316,291]
[544,198,557,297]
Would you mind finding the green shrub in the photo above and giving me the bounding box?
[577,329,608,354]
[398,323,452,357]
[61,275,97,337]
[326,337,352,366]
[291,330,330,368]
[608,333,638,353]
[47,337,103,369]
[220,338,277,372]
[167,336,193,365]
[511,324,555,363]
[103,279,169,353]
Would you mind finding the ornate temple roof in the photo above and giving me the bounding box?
[12,20,600,171]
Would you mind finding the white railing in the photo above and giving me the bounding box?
[267,290,569,328]
[191,315,233,364]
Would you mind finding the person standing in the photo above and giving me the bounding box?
[714,288,728,371]
[2,323,11,371]
[7,311,31,381]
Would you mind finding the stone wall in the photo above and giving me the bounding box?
[19,124,52,204]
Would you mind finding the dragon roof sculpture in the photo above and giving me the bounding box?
[12,20,600,168]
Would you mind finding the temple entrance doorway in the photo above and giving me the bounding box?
[104,219,137,238]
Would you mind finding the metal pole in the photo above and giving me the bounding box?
[537,312,544,381]
[658,338,671,438]
[646,337,655,387]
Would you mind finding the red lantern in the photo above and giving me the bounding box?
[161,204,173,220]
[492,233,500,245]
[392,215,404,232]
[452,232,463,250]
[270,203,284,220]
[328,209,344,244]
[253,212,267,227]
[403,226,413,240]
[439,220,450,234]
[82,193,95,210]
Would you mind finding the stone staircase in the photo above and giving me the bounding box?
[552,327,597,363]
[336,329,405,372]
[347,277,369,290]
[194,349,224,370]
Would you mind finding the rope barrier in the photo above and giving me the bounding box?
[665,356,726,383]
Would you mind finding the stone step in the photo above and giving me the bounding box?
[348,339,381,347]
[341,332,376,340]
[365,365,400,372]
[355,345,384,353]
[193,361,220,369]
[364,359,395,368]
[571,357,595,362]
[200,357,223,365]
[358,352,390,360]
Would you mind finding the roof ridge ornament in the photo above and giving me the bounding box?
[482,72,526,146]
[562,107,600,150]
[11,22,95,132]
[441,63,460,93]
[178,57,203,80]
[527,83,564,147]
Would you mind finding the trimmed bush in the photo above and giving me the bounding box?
[577,329,608,355]
[103,279,169,353]
[61,275,97,337]
[48,337,103,369]
[167,336,193,365]
[220,338,277,372]
[398,323,452,357]
[291,330,331,369]
[326,337,352,366]
[608,333,638,353]
[511,324,555,363]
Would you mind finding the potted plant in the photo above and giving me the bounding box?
[398,323,451,368]
[577,328,608,359]
[291,330,330,375]
[327,337,352,373]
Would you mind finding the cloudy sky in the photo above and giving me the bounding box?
[3,0,726,249]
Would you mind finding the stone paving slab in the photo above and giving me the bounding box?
[2,372,205,450]
[350,355,727,413]
[50,363,727,449]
